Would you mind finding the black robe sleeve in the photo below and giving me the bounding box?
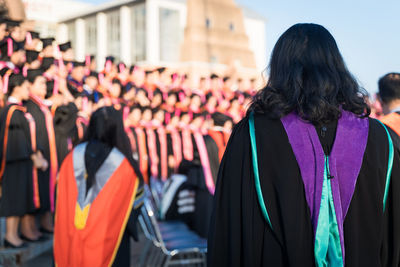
[5,109,33,162]
[375,124,400,266]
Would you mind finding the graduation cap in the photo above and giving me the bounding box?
[87,71,99,78]
[0,67,11,77]
[105,56,115,63]
[73,61,85,67]
[118,62,126,73]
[8,73,26,95]
[41,57,55,71]
[27,68,44,83]
[85,54,95,66]
[41,38,54,49]
[223,76,231,82]
[167,91,178,98]
[153,88,163,96]
[151,107,161,114]
[59,41,72,52]
[26,31,39,46]
[0,38,24,58]
[26,50,40,63]
[5,19,21,29]
[191,93,202,99]
[212,112,232,127]
[192,111,206,121]
[0,17,7,25]
[206,92,215,101]
[156,67,166,74]
[130,104,142,112]
[28,31,40,40]
[210,73,219,79]
[111,78,121,85]
[136,88,148,97]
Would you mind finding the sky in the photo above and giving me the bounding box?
[77,0,400,94]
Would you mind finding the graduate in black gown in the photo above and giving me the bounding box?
[0,74,47,248]
[164,113,218,238]
[53,102,79,167]
[208,24,400,266]
[25,69,57,238]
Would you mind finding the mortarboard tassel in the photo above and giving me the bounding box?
[26,32,32,46]
[55,45,65,70]
[119,63,125,73]
[85,55,90,66]
[98,73,104,85]
[3,70,12,94]
[105,60,112,73]
[7,38,13,57]
[53,76,59,96]
[22,66,28,77]
[85,55,90,76]
[82,96,88,111]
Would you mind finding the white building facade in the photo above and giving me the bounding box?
[57,0,267,72]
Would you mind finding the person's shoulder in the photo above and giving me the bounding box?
[229,113,285,144]
[368,117,400,150]
[25,99,41,111]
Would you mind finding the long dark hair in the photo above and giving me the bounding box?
[248,23,370,124]
[83,106,142,179]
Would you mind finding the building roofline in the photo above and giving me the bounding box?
[59,0,144,23]
[59,0,266,24]
[239,5,267,22]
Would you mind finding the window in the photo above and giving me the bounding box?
[107,10,121,61]
[85,17,97,56]
[206,18,211,29]
[67,22,76,49]
[132,4,146,62]
[229,23,235,32]
[159,8,180,62]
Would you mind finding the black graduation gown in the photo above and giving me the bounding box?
[0,104,36,216]
[25,99,51,212]
[45,80,54,99]
[154,128,162,180]
[175,132,218,238]
[207,114,400,266]
[128,127,140,161]
[166,132,175,177]
[67,78,83,98]
[54,103,78,168]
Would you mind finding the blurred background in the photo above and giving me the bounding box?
[2,0,267,88]
[3,0,400,93]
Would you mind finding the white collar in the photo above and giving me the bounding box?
[8,96,20,104]
[391,106,400,114]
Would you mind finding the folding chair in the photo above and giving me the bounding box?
[138,198,207,267]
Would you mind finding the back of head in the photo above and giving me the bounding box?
[8,73,26,96]
[83,107,142,177]
[378,73,400,104]
[249,23,369,124]
[84,106,124,147]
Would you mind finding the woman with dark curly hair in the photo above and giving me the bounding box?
[208,23,400,266]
